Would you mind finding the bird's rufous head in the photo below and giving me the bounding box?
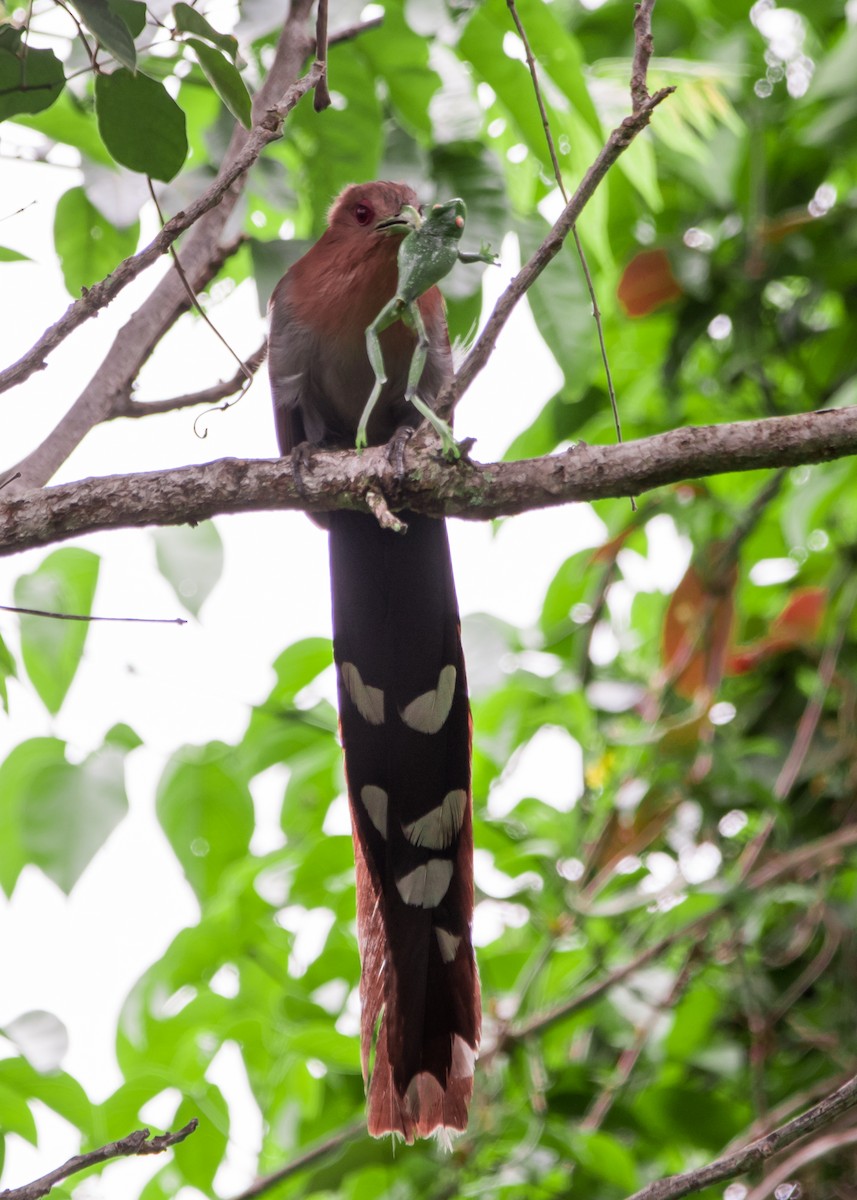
[327,181,422,245]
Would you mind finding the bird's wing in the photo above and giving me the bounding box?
[268,277,314,455]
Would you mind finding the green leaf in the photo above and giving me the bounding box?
[152,522,224,618]
[0,739,67,897]
[110,0,147,38]
[71,0,137,71]
[13,548,100,714]
[156,745,254,901]
[0,246,28,262]
[173,3,239,59]
[20,745,129,894]
[0,630,15,711]
[665,982,721,1059]
[0,46,65,121]
[284,48,382,232]
[104,722,143,751]
[12,89,115,165]
[516,211,601,389]
[569,1130,638,1190]
[360,4,439,140]
[185,38,251,130]
[0,1058,94,1136]
[53,186,139,297]
[0,1081,38,1144]
[95,69,188,181]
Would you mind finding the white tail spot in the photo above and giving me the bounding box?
[400,665,456,734]
[404,1071,444,1122]
[341,661,384,725]
[396,858,453,908]
[435,927,461,963]
[403,790,466,849]
[450,1035,477,1079]
[360,785,388,836]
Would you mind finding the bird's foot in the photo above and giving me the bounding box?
[384,426,415,480]
[291,441,315,500]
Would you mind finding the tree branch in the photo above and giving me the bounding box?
[113,341,268,418]
[228,1120,364,1200]
[0,1121,198,1200]
[0,67,319,400]
[1,407,855,556]
[743,1124,857,1200]
[624,1074,857,1200]
[4,0,321,491]
[436,0,674,419]
[484,823,857,1058]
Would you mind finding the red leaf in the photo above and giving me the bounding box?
[617,249,682,317]
[662,561,736,700]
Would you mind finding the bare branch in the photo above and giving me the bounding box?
[7,2,323,491]
[436,83,674,419]
[632,0,658,112]
[0,62,321,399]
[505,0,626,485]
[1,407,856,556]
[0,1120,198,1200]
[487,823,857,1057]
[437,0,673,422]
[0,603,186,625]
[114,342,269,419]
[327,14,383,45]
[229,1121,364,1200]
[744,1125,857,1200]
[624,1074,857,1200]
[313,0,331,111]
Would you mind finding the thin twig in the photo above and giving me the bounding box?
[0,200,36,223]
[313,0,331,111]
[488,823,857,1056]
[0,603,186,625]
[53,0,98,72]
[624,1074,857,1200]
[365,489,406,532]
[774,575,857,800]
[0,62,323,396]
[143,177,255,437]
[327,14,383,45]
[0,472,21,491]
[115,342,269,419]
[744,1123,857,1200]
[581,946,699,1132]
[435,84,674,420]
[229,1121,364,1200]
[739,570,857,877]
[505,0,630,505]
[631,0,657,112]
[0,1120,198,1200]
[736,1070,857,1149]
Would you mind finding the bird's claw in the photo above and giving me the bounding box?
[385,426,416,480]
[291,441,314,500]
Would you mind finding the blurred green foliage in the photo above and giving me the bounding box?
[2,0,857,1196]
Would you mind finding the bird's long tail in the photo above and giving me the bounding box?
[328,508,480,1142]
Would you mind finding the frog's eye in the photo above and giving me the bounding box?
[455,215,464,228]
[354,203,373,225]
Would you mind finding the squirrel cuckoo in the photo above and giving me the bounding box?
[268,181,480,1142]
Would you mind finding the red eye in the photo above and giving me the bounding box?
[354,203,372,225]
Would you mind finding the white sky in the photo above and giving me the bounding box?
[0,151,620,1193]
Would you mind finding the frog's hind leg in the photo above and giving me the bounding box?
[405,302,459,459]
[357,300,399,450]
